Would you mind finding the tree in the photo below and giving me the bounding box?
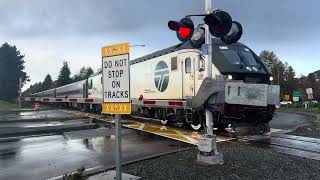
[23,82,43,96]
[259,50,284,85]
[259,50,279,71]
[72,67,94,82]
[259,50,300,99]
[42,74,53,90]
[0,43,28,100]
[57,61,72,87]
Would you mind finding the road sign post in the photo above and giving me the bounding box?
[102,42,131,180]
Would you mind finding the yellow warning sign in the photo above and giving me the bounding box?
[284,95,290,101]
[102,102,131,114]
[102,42,131,115]
[101,42,129,57]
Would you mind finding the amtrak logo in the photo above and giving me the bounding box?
[154,61,169,92]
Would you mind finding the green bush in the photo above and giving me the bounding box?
[294,103,303,108]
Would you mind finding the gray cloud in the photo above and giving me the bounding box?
[216,0,320,43]
[1,0,319,43]
[0,0,203,38]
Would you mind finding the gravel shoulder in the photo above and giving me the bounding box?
[122,141,320,180]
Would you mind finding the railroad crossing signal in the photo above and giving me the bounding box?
[168,17,194,43]
[203,10,232,38]
[221,21,243,44]
[168,9,243,45]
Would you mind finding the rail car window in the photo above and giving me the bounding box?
[171,57,177,70]
[185,58,191,73]
[198,56,205,71]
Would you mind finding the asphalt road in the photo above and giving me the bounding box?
[0,109,314,180]
[270,111,308,130]
[0,110,191,180]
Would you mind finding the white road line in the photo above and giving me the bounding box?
[173,130,198,145]
[138,123,145,131]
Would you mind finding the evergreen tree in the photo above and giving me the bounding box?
[23,82,42,96]
[42,74,53,90]
[0,43,28,100]
[57,61,72,87]
[72,67,94,81]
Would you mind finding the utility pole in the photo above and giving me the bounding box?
[18,77,22,109]
[277,65,280,85]
[197,0,223,165]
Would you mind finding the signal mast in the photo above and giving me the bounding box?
[168,1,243,164]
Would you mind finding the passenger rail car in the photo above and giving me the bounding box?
[30,38,280,134]
[55,80,87,98]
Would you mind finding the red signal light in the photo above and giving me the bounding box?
[179,27,191,38]
[168,17,194,43]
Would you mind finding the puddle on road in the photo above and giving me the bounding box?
[0,135,112,180]
[0,128,191,180]
[0,110,79,121]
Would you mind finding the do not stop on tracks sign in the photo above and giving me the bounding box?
[101,42,131,114]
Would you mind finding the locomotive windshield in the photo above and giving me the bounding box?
[212,43,269,75]
[218,46,259,67]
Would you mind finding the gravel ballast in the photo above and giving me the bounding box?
[123,141,320,180]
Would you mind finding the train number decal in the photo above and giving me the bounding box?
[154,61,169,92]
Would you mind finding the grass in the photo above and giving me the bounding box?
[0,100,19,111]
[0,100,45,112]
[278,106,320,113]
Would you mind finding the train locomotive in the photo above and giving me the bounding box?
[32,38,280,134]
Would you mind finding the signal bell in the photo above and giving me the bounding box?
[221,21,243,44]
[168,17,194,42]
[204,10,232,38]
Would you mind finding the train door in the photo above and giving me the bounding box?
[182,55,196,98]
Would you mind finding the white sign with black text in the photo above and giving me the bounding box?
[103,54,130,103]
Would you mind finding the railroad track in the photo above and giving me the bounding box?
[65,109,320,161]
[241,133,320,161]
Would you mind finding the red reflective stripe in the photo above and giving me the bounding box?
[143,100,156,105]
[69,99,77,102]
[85,99,93,103]
[43,98,49,101]
[169,101,184,106]
[55,98,62,102]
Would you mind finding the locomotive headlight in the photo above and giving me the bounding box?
[269,76,273,81]
[228,75,233,80]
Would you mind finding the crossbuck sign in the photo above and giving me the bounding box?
[101,42,131,114]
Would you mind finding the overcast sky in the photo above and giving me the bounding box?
[0,0,319,90]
